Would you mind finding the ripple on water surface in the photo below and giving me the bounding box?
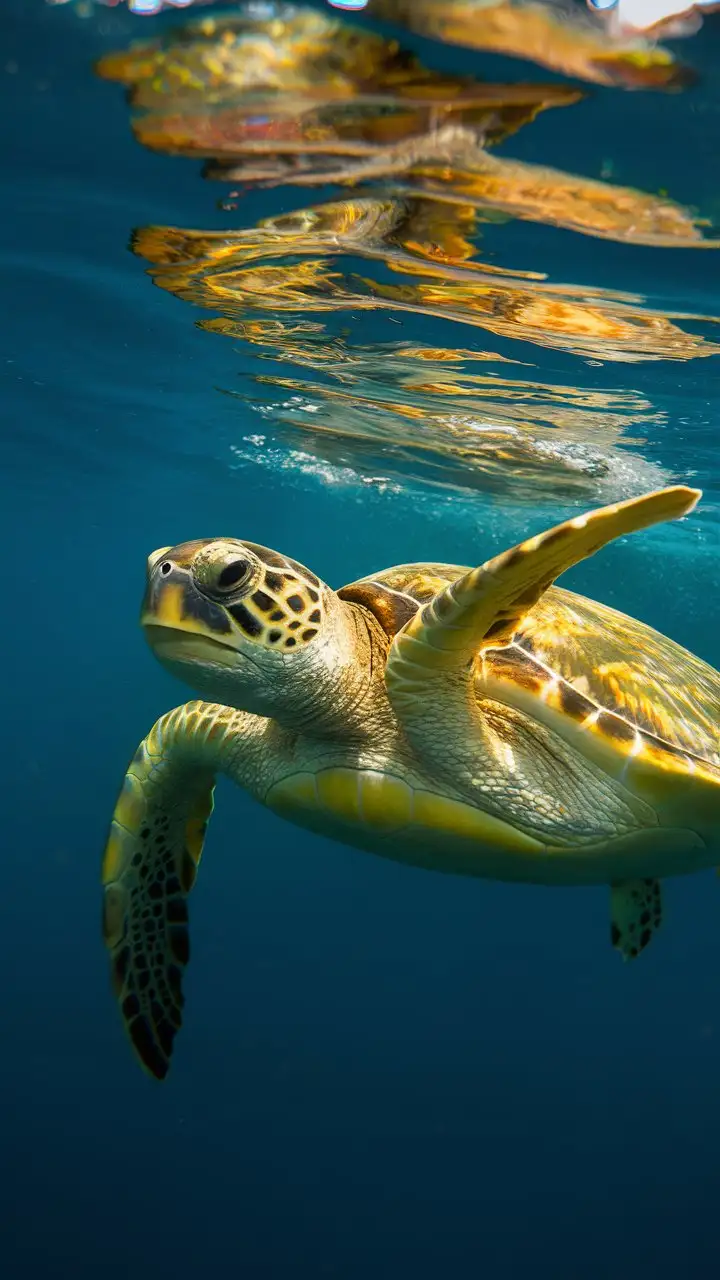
[81,0,720,523]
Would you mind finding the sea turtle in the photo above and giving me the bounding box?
[102,485,720,1079]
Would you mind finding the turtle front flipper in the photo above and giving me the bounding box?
[385,485,700,712]
[384,486,700,846]
[611,878,663,960]
[102,701,253,1080]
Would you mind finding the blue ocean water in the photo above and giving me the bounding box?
[3,1,720,1276]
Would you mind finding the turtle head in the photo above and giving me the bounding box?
[141,537,358,726]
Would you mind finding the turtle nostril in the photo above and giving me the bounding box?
[160,561,172,576]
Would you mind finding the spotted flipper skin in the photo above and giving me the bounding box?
[610,878,663,960]
[386,486,700,707]
[101,701,252,1080]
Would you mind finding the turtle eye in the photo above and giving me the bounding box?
[216,558,252,593]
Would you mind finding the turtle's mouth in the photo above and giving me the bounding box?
[142,623,239,664]
[140,572,241,665]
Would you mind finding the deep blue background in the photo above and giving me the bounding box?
[3,2,720,1276]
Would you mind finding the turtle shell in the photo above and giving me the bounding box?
[339,562,720,775]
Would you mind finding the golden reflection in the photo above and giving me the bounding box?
[91,0,691,91]
[397,152,717,248]
[373,0,691,88]
[96,4,717,501]
[96,6,581,164]
[95,8,716,251]
[133,197,720,364]
[207,147,716,250]
[131,210,688,501]
[202,316,671,501]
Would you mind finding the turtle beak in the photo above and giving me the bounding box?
[140,545,235,653]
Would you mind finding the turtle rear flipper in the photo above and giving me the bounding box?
[611,878,663,960]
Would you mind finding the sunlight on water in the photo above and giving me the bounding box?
[89,3,720,512]
[128,202,719,356]
[94,5,714,251]
[214,324,672,501]
[56,0,697,84]
[370,0,692,86]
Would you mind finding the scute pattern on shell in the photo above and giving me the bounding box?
[513,586,720,768]
[346,563,720,771]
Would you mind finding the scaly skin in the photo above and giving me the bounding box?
[102,486,718,1078]
[140,573,670,860]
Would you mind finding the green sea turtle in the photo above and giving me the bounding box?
[102,485,720,1079]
